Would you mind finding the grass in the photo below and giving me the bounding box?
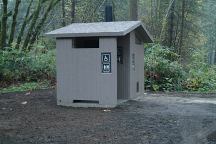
[0,81,51,94]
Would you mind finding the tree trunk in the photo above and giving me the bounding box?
[8,0,21,46]
[150,0,154,34]
[168,0,175,47]
[112,0,115,21]
[159,0,175,42]
[179,0,186,56]
[71,0,76,23]
[15,0,33,49]
[27,0,60,50]
[61,0,66,26]
[0,0,8,49]
[173,13,180,49]
[22,0,42,50]
[129,0,138,21]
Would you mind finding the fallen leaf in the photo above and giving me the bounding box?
[21,101,28,105]
[103,109,111,112]
[25,92,31,96]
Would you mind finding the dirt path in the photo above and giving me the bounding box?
[0,90,216,144]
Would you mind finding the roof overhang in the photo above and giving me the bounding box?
[46,21,153,43]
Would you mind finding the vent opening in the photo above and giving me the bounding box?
[73,100,99,104]
[74,37,99,48]
[136,82,139,93]
[105,5,113,22]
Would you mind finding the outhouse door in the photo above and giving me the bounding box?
[117,35,130,100]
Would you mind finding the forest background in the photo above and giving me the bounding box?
[0,0,216,93]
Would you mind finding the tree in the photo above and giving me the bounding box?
[15,0,33,49]
[168,0,175,47]
[62,0,66,26]
[140,0,204,63]
[8,0,21,46]
[201,0,216,64]
[179,0,185,56]
[129,0,138,20]
[0,0,61,50]
[71,0,76,23]
[22,0,43,50]
[27,0,60,50]
[0,0,8,49]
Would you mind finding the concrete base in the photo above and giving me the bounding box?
[57,102,116,108]
[57,99,129,108]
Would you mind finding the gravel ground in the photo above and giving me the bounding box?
[0,90,216,144]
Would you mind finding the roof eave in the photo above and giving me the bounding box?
[45,32,126,38]
[121,22,154,43]
[140,23,154,43]
[45,21,154,43]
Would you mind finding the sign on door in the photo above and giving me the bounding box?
[101,53,111,73]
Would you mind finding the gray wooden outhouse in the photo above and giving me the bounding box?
[46,21,153,108]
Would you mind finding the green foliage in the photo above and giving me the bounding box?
[0,46,56,85]
[1,0,60,50]
[184,48,216,92]
[144,44,186,91]
[0,81,50,94]
[145,45,216,92]
[1,0,215,94]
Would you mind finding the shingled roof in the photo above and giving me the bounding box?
[46,21,153,43]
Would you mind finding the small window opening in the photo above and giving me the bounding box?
[73,100,99,104]
[74,37,99,48]
[136,82,139,93]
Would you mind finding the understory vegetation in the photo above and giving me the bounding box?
[1,43,216,93]
[145,44,216,92]
[0,39,56,93]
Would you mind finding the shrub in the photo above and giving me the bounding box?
[28,50,56,81]
[144,44,186,91]
[0,47,56,86]
[184,48,216,92]
[0,48,27,82]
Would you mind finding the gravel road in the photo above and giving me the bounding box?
[0,90,216,144]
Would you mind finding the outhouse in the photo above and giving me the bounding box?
[46,21,153,108]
